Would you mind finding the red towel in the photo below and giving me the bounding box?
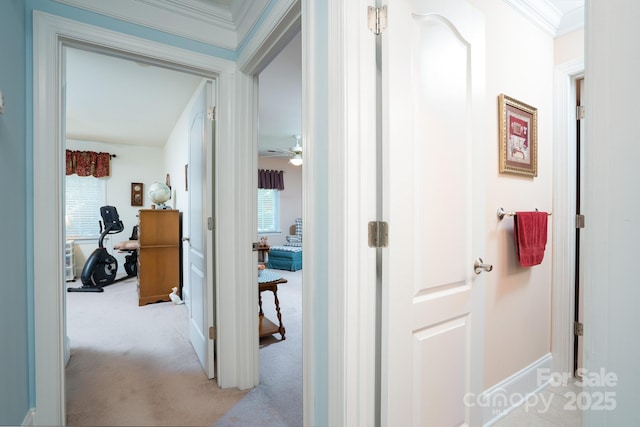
[513,211,548,267]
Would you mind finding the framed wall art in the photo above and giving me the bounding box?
[498,94,538,177]
[131,182,143,206]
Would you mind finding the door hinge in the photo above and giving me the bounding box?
[576,214,585,229]
[208,106,216,121]
[576,105,585,120]
[209,326,217,340]
[368,221,389,248]
[367,5,387,35]
[208,217,213,231]
[574,321,583,336]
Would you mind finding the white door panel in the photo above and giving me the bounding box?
[414,317,468,426]
[382,1,486,425]
[188,80,216,378]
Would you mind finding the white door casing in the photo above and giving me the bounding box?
[186,80,216,378]
[380,1,486,425]
[551,58,583,378]
[33,12,239,424]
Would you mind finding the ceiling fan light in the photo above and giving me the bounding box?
[289,154,303,166]
[290,143,303,154]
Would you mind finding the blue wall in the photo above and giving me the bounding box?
[1,1,322,424]
[0,1,29,425]
[19,1,238,421]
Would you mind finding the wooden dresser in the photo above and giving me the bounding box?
[137,209,181,306]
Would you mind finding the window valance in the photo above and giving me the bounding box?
[258,169,285,190]
[66,150,111,177]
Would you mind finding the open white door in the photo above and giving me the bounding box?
[185,80,216,378]
[380,1,486,425]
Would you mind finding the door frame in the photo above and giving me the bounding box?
[239,0,378,424]
[234,0,302,392]
[551,57,584,378]
[32,11,238,424]
[297,1,378,425]
[34,1,381,425]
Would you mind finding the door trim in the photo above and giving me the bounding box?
[551,57,584,378]
[231,0,302,394]
[32,11,236,424]
[305,1,379,425]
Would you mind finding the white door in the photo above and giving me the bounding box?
[380,1,487,425]
[186,80,216,378]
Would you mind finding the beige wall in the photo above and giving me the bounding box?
[468,0,555,390]
[258,156,303,247]
[555,29,585,65]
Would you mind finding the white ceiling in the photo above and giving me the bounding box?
[65,48,204,146]
[65,31,301,155]
[256,32,302,155]
[64,0,581,155]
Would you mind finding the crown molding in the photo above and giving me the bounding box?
[556,5,585,36]
[146,0,234,25]
[233,0,271,47]
[505,0,585,37]
[54,0,269,50]
[504,0,563,36]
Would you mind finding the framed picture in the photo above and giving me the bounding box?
[131,182,143,206]
[498,94,538,177]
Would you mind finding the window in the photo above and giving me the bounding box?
[65,174,107,239]
[257,188,280,233]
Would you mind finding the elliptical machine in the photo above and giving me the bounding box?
[68,205,124,292]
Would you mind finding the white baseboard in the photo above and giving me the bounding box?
[482,353,553,426]
[22,409,35,426]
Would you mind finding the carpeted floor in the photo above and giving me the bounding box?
[214,268,302,427]
[65,269,302,427]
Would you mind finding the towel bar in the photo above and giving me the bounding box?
[497,207,552,221]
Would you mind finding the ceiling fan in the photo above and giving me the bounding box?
[263,135,303,166]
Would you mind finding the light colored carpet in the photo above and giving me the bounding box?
[65,277,247,426]
[214,268,302,427]
[66,269,303,427]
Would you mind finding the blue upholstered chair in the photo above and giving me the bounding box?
[268,218,303,271]
[285,218,302,247]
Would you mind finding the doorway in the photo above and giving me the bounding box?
[62,46,225,424]
[254,31,303,425]
[32,11,242,424]
[551,58,585,381]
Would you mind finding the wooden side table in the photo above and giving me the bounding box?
[258,277,287,340]
[257,244,270,263]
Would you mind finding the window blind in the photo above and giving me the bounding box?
[257,188,280,233]
[65,175,107,239]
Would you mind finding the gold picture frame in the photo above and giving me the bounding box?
[499,94,538,177]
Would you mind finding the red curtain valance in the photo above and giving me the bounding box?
[258,169,284,190]
[66,150,111,177]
